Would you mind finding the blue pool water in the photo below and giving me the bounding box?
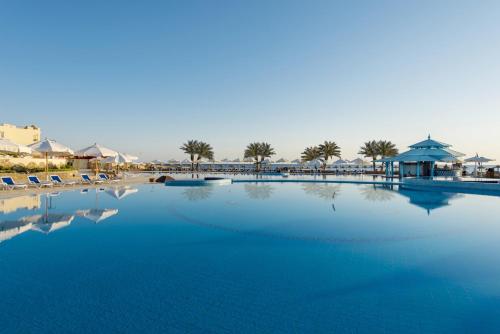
[1,181,500,333]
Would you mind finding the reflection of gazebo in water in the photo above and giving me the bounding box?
[397,187,463,215]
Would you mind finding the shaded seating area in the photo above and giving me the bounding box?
[378,136,465,179]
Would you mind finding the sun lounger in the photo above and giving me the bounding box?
[81,174,104,184]
[98,173,120,183]
[50,175,77,186]
[1,176,28,190]
[28,175,53,188]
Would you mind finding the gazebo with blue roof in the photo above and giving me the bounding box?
[379,135,465,178]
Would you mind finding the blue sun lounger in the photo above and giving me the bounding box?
[1,176,28,190]
[28,175,53,188]
[98,173,120,183]
[81,174,104,184]
[50,175,77,186]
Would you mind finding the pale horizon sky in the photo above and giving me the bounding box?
[1,0,499,162]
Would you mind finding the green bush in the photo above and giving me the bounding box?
[12,164,27,173]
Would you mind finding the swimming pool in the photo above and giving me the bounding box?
[1,180,500,333]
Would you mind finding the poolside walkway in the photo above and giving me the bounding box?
[0,175,150,199]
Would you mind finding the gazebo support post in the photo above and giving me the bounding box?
[399,162,404,178]
[416,161,420,178]
[431,161,435,179]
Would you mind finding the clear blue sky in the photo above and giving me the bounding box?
[1,0,499,161]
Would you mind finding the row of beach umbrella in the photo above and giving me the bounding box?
[0,139,138,163]
[0,138,139,179]
[148,157,370,166]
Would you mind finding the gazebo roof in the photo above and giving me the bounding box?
[409,135,451,149]
[378,136,464,163]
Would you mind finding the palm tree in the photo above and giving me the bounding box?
[377,140,398,171]
[301,146,321,163]
[180,140,199,171]
[244,142,276,172]
[318,141,341,170]
[195,141,214,171]
[358,140,379,172]
[377,140,398,158]
[258,142,276,169]
[244,142,261,171]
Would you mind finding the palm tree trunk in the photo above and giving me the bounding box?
[372,159,376,172]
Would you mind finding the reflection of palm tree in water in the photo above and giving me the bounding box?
[182,186,214,201]
[331,192,336,212]
[302,183,341,200]
[302,183,341,212]
[360,184,395,202]
[244,183,274,200]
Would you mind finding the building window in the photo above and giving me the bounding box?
[33,135,39,142]
[0,131,4,138]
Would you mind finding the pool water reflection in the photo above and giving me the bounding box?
[1,182,500,333]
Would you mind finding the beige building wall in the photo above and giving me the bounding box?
[0,123,41,145]
[0,156,68,168]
